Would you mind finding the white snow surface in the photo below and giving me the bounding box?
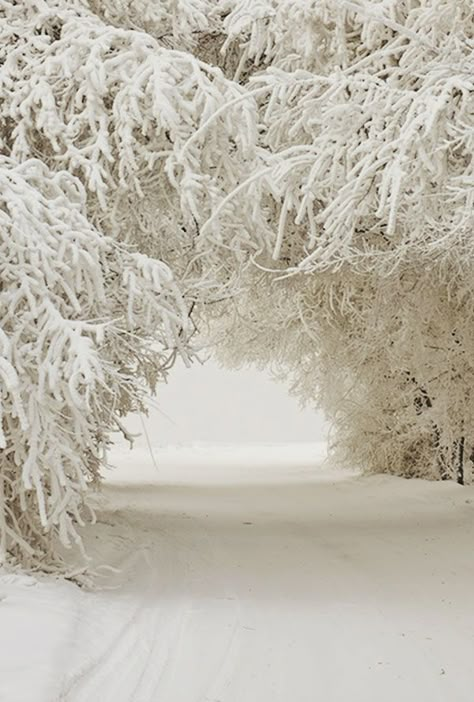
[2,443,474,701]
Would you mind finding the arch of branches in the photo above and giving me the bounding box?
[1,0,473,570]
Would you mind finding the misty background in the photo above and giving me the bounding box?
[119,360,329,447]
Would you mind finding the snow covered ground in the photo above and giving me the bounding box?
[2,443,474,702]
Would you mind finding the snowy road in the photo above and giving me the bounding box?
[2,444,474,701]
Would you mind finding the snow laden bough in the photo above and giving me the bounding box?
[0,0,258,571]
[199,0,474,484]
[0,0,257,285]
[0,157,190,570]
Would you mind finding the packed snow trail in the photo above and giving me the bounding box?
[2,444,474,701]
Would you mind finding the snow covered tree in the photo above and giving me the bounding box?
[0,0,256,569]
[197,0,474,484]
[0,156,191,569]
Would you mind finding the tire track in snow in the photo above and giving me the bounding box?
[62,499,247,702]
[62,542,187,702]
[123,516,244,702]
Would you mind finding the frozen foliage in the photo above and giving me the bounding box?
[0,0,255,275]
[0,0,259,568]
[81,0,213,47]
[0,156,189,568]
[196,0,474,483]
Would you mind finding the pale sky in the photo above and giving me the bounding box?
[120,359,328,447]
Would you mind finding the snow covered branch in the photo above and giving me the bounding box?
[201,0,474,482]
[0,1,257,273]
[0,157,189,568]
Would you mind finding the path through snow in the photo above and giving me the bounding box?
[2,444,474,701]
